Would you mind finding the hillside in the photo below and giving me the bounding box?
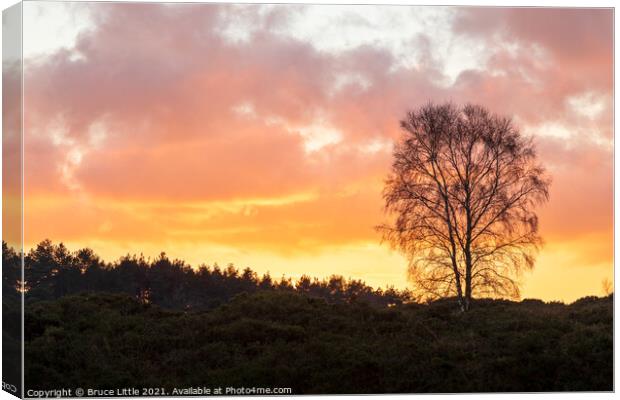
[25,291,612,393]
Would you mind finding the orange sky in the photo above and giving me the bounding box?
[15,4,613,302]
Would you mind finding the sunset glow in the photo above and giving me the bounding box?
[21,3,612,302]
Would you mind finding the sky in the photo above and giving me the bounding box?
[18,2,613,302]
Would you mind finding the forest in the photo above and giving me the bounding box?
[2,240,613,393]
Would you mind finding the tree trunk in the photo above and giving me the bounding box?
[464,190,473,312]
[464,250,472,311]
[454,267,466,312]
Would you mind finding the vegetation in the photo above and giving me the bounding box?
[24,292,612,393]
[380,103,550,310]
[2,241,613,393]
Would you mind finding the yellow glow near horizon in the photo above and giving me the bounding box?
[20,235,613,304]
[22,189,613,303]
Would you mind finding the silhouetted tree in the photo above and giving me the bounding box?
[115,255,149,299]
[601,278,613,296]
[259,273,274,290]
[2,241,21,296]
[297,275,312,293]
[380,103,550,311]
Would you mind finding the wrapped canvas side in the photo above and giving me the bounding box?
[2,2,23,399]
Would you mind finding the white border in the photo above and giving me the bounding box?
[0,1,616,400]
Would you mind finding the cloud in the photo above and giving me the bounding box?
[453,7,612,127]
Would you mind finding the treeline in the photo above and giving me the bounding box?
[3,240,413,310]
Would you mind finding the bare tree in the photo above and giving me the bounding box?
[379,103,550,311]
[602,278,613,296]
